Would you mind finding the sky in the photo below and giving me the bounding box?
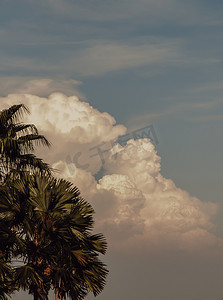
[1,0,223,299]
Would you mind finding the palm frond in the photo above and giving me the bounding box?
[18,134,51,151]
[0,104,29,125]
[14,265,43,290]
[14,124,38,136]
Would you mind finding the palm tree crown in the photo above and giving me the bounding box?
[0,104,108,300]
[0,104,50,180]
[0,173,108,300]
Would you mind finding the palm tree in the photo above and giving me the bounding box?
[0,256,14,300]
[28,174,108,300]
[0,173,108,300]
[0,214,24,299]
[0,104,51,181]
[0,103,51,299]
[0,222,16,300]
[0,104,108,299]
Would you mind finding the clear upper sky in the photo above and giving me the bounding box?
[1,1,223,299]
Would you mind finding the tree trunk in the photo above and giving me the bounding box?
[55,289,61,300]
[33,290,41,300]
[33,287,46,300]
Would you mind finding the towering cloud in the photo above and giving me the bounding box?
[1,93,222,255]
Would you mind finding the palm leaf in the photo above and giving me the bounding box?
[14,265,43,290]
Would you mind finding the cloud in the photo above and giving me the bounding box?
[69,41,177,76]
[0,35,180,77]
[184,113,223,122]
[93,139,222,254]
[0,77,84,98]
[39,0,179,22]
[0,92,126,172]
[126,99,223,128]
[0,92,222,255]
[42,0,215,26]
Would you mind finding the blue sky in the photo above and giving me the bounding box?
[1,0,222,202]
[2,1,223,299]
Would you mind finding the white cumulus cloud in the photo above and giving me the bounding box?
[0,92,222,255]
